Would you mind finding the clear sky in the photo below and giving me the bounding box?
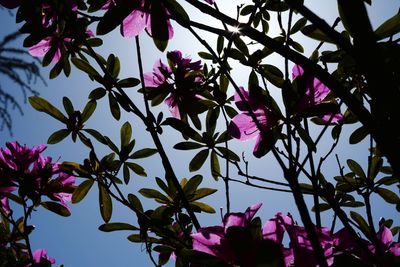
[0,1,399,266]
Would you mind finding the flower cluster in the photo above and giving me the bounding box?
[192,204,400,267]
[0,141,76,214]
[229,64,343,157]
[144,50,207,120]
[102,0,214,40]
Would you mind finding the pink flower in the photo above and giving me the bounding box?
[374,225,400,256]
[0,142,75,210]
[228,87,279,158]
[31,249,56,266]
[144,50,206,119]
[28,36,66,64]
[292,65,343,122]
[50,173,76,210]
[191,203,262,266]
[263,212,334,267]
[103,0,174,39]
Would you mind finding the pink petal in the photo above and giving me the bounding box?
[122,10,148,37]
[165,94,181,119]
[229,113,259,141]
[28,38,52,57]
[292,64,304,79]
[234,87,250,111]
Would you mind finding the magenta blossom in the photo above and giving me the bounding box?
[228,87,279,158]
[191,203,262,266]
[292,64,343,122]
[30,249,56,266]
[374,224,400,256]
[263,212,334,267]
[0,142,75,210]
[29,36,67,64]
[144,50,206,120]
[103,0,173,39]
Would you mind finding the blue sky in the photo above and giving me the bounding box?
[1,1,399,266]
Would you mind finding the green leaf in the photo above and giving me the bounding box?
[174,141,204,150]
[191,202,215,213]
[311,203,331,213]
[198,52,214,60]
[127,234,159,243]
[189,149,209,172]
[81,100,97,123]
[130,148,158,159]
[164,0,190,24]
[216,147,240,161]
[349,126,368,144]
[41,201,71,217]
[217,35,224,54]
[117,78,141,88]
[120,122,132,148]
[29,96,67,123]
[71,57,101,78]
[290,17,307,34]
[189,188,218,202]
[151,0,169,51]
[139,188,170,203]
[210,151,220,181]
[107,54,120,78]
[99,184,113,223]
[375,13,400,40]
[63,97,74,115]
[347,159,366,179]
[163,118,202,142]
[104,136,119,153]
[89,87,107,100]
[297,126,316,152]
[376,188,400,204]
[262,64,284,88]
[128,193,143,212]
[47,129,70,144]
[350,211,371,238]
[108,93,121,120]
[233,36,249,56]
[301,25,336,43]
[126,162,147,177]
[183,175,203,196]
[123,164,130,184]
[98,222,138,232]
[83,129,107,144]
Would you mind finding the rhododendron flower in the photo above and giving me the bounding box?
[103,0,173,39]
[263,212,334,267]
[50,172,76,210]
[31,249,56,266]
[334,223,400,263]
[373,224,400,256]
[228,87,279,158]
[292,64,343,122]
[144,50,206,119]
[191,203,262,266]
[0,0,21,9]
[0,142,75,210]
[29,36,68,64]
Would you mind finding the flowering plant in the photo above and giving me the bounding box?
[0,0,399,266]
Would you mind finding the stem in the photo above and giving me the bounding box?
[221,107,231,213]
[133,36,201,230]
